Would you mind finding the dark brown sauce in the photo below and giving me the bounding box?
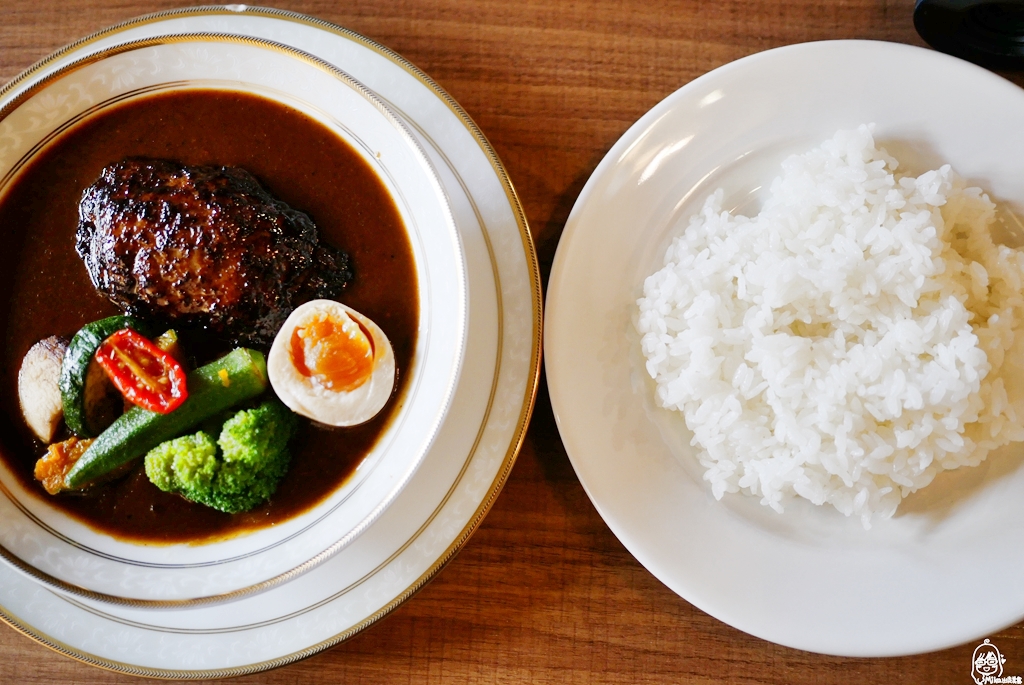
[0,89,418,544]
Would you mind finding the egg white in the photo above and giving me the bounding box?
[268,300,396,427]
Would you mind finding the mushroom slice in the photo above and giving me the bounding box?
[18,336,69,443]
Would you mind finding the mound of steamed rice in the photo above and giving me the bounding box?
[636,125,1024,525]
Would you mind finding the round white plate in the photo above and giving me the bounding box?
[546,40,1024,657]
[0,34,467,605]
[0,6,540,677]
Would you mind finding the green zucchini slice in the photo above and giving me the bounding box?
[59,315,148,437]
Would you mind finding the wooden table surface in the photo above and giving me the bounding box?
[2,1,1023,683]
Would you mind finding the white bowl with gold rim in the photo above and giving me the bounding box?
[0,34,466,605]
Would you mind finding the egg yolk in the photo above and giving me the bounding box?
[290,312,375,392]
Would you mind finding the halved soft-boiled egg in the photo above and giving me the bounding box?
[268,300,396,426]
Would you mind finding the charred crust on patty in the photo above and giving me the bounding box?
[76,159,352,347]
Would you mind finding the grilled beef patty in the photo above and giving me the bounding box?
[76,159,352,347]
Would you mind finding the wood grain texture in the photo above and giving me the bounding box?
[2,1,1023,682]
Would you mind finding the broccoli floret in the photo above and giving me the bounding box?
[144,431,218,494]
[144,400,298,514]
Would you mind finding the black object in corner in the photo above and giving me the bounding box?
[914,0,1024,69]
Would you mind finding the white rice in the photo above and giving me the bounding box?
[636,125,1024,525]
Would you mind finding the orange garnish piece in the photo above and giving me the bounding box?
[35,436,94,495]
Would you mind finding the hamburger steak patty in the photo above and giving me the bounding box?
[76,159,352,347]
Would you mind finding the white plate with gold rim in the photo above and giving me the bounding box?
[546,40,1024,657]
[0,6,540,677]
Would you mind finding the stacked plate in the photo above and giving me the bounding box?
[0,7,541,677]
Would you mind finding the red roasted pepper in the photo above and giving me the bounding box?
[95,328,188,414]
